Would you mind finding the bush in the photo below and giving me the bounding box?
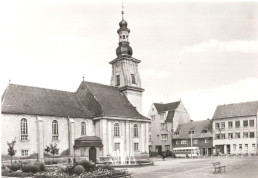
[9,163,21,171]
[97,164,114,171]
[2,170,34,177]
[77,160,95,172]
[74,165,85,175]
[66,165,74,175]
[21,164,40,173]
[34,161,45,172]
[56,164,67,174]
[45,159,58,165]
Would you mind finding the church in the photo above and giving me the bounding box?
[1,10,150,162]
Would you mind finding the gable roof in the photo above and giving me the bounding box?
[1,84,94,118]
[2,81,149,121]
[173,119,212,139]
[154,101,180,113]
[212,101,258,120]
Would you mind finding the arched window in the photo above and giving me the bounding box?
[134,124,138,137]
[114,123,120,137]
[52,120,58,140]
[81,122,86,136]
[20,118,28,140]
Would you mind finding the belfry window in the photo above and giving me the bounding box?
[123,35,125,39]
[116,75,120,86]
[134,124,139,137]
[20,118,28,140]
[52,120,59,140]
[114,123,120,137]
[131,74,136,84]
[81,122,86,136]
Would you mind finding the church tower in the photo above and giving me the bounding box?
[110,8,144,113]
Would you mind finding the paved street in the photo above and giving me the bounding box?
[127,157,258,178]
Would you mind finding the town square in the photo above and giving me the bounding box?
[1,0,258,177]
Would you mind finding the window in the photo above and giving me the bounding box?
[21,150,28,157]
[116,75,120,86]
[221,134,225,139]
[160,113,165,120]
[120,35,122,39]
[131,74,136,84]
[20,118,28,140]
[149,145,152,152]
[181,140,187,144]
[114,143,120,151]
[193,140,198,144]
[81,122,86,136]
[133,124,139,137]
[236,132,240,139]
[252,144,255,150]
[52,120,58,140]
[221,122,225,129]
[189,130,194,134]
[235,121,240,128]
[250,132,255,138]
[149,135,151,141]
[165,145,170,151]
[215,134,220,139]
[215,123,220,129]
[134,143,139,151]
[151,115,155,121]
[228,133,233,139]
[239,144,242,150]
[174,132,179,135]
[205,139,209,143]
[123,35,125,39]
[114,123,120,137]
[245,144,248,150]
[202,129,208,133]
[243,132,248,138]
[161,123,167,129]
[243,120,248,127]
[176,140,180,145]
[161,134,168,141]
[250,120,254,127]
[233,144,236,151]
[228,121,233,128]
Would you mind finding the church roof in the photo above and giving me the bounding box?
[154,101,181,113]
[2,81,149,120]
[173,119,213,139]
[74,136,103,147]
[212,101,258,120]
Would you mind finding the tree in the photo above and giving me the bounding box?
[44,143,59,161]
[7,138,17,164]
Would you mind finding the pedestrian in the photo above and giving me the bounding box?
[162,152,166,160]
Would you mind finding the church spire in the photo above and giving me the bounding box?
[116,3,132,57]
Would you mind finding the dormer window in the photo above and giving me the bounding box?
[131,74,136,84]
[202,129,208,133]
[189,130,194,134]
[116,75,120,86]
[174,132,179,135]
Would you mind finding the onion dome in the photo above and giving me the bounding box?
[116,42,133,57]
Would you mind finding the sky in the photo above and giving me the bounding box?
[0,0,258,121]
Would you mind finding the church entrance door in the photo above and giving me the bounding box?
[89,147,97,162]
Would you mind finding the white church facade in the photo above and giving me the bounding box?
[1,11,150,162]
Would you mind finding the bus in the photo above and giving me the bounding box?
[173,147,200,158]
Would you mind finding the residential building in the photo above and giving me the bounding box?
[1,10,150,162]
[212,101,258,155]
[172,119,213,156]
[148,101,191,154]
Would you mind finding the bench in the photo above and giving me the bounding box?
[212,162,226,174]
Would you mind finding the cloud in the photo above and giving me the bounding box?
[182,40,258,53]
[181,78,258,120]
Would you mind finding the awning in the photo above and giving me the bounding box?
[74,136,103,148]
